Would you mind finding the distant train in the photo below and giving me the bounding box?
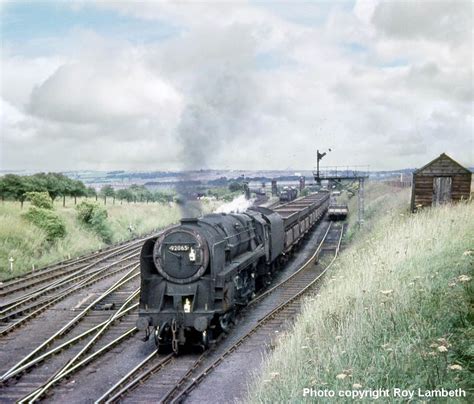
[136,192,329,352]
[279,186,298,202]
[328,204,348,220]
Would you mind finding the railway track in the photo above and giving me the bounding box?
[0,229,173,337]
[0,233,152,300]
[88,221,344,404]
[95,353,201,404]
[0,266,142,403]
[0,253,140,337]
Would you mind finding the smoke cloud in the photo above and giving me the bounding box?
[173,40,259,217]
[215,195,255,214]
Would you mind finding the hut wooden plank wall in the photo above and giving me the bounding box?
[411,153,472,212]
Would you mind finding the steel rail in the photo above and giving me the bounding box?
[0,305,137,382]
[0,249,140,311]
[165,224,344,404]
[249,221,332,307]
[95,352,174,404]
[20,289,141,403]
[0,229,158,292]
[51,326,138,388]
[0,251,139,318]
[0,260,139,337]
[15,326,139,404]
[0,265,139,381]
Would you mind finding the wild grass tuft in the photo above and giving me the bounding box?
[248,187,473,403]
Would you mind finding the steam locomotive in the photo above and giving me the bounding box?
[279,186,298,202]
[136,192,329,352]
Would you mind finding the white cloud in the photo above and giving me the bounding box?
[29,61,183,127]
[371,0,471,44]
[1,0,472,171]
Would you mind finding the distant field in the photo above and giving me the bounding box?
[0,198,217,280]
[248,186,472,402]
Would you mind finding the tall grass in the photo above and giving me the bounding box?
[344,182,409,241]
[0,199,219,280]
[248,189,473,402]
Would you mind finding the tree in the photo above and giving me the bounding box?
[1,174,30,207]
[142,188,153,203]
[86,186,98,200]
[70,180,87,204]
[129,184,143,202]
[228,181,243,192]
[153,191,174,203]
[100,185,115,205]
[61,176,74,207]
[28,174,48,193]
[127,184,154,202]
[32,173,68,203]
[0,173,88,207]
[0,177,7,203]
[116,189,133,204]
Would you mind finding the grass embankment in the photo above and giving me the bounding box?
[0,199,216,280]
[249,186,473,402]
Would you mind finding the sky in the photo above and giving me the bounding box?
[0,0,472,172]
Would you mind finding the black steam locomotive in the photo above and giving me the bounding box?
[136,192,329,352]
[279,186,298,202]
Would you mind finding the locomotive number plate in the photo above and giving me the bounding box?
[168,245,190,252]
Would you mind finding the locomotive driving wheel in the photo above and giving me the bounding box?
[219,310,236,333]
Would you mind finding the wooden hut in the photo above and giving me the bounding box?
[411,153,472,212]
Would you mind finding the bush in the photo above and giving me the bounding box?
[23,206,66,241]
[76,201,112,243]
[25,192,53,209]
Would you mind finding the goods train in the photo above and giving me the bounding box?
[328,204,348,220]
[136,192,329,352]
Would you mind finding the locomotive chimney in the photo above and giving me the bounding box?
[243,182,251,200]
[271,179,277,196]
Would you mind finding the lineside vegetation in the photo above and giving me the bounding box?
[0,199,217,280]
[248,185,473,402]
